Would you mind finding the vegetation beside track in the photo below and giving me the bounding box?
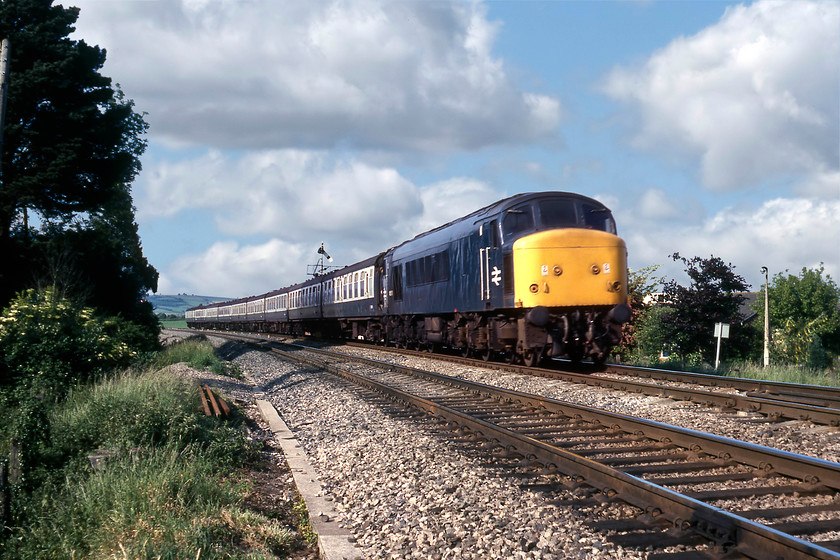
[622,356,839,387]
[0,315,315,559]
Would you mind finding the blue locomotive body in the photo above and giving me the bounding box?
[187,191,631,363]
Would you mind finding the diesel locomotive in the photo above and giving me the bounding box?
[186,191,631,364]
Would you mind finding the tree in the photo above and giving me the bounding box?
[756,265,840,367]
[616,264,664,362]
[660,253,751,365]
[0,0,146,238]
[0,0,156,327]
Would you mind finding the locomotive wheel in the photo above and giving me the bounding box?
[523,348,542,367]
[479,348,494,362]
[460,346,472,358]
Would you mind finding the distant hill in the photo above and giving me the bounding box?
[147,294,230,316]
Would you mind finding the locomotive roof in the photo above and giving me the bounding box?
[390,190,610,253]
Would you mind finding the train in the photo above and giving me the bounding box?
[186,191,631,365]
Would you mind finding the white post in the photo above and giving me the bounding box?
[761,267,770,368]
[714,322,730,371]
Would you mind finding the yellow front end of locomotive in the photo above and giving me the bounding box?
[512,229,628,309]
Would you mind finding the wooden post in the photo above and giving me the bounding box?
[8,440,20,487]
[0,38,10,178]
[0,460,7,530]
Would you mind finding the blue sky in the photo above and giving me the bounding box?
[70,0,839,298]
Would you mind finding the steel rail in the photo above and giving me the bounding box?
[265,341,840,560]
[284,340,840,490]
[339,340,840,426]
[605,364,840,408]
[183,329,840,425]
[193,330,840,484]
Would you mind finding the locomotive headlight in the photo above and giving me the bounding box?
[553,265,562,276]
[529,283,539,293]
[608,281,622,292]
[591,265,601,275]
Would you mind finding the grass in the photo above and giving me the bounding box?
[154,335,243,378]
[161,319,188,328]
[629,356,839,387]
[0,339,312,560]
[16,447,297,560]
[722,361,840,387]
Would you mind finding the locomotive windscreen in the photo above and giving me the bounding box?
[537,198,616,234]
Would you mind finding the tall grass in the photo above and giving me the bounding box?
[50,370,202,455]
[13,445,296,560]
[723,361,839,387]
[2,357,298,560]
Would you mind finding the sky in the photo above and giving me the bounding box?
[68,0,839,298]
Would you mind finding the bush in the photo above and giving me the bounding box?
[0,288,139,400]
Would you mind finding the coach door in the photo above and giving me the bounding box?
[479,219,502,308]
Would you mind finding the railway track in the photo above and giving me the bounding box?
[205,330,840,559]
[181,329,840,427]
[338,340,840,427]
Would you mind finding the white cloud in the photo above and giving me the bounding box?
[637,188,680,220]
[794,169,840,198]
[138,149,423,243]
[160,239,308,297]
[412,178,501,235]
[72,0,561,152]
[625,197,840,289]
[602,0,839,191]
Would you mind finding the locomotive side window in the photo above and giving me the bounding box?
[502,204,534,239]
[405,250,450,287]
[503,252,514,294]
[391,264,403,301]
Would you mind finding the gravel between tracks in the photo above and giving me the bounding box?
[170,332,840,558]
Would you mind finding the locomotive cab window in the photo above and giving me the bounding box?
[581,203,616,234]
[537,198,578,229]
[502,204,534,239]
